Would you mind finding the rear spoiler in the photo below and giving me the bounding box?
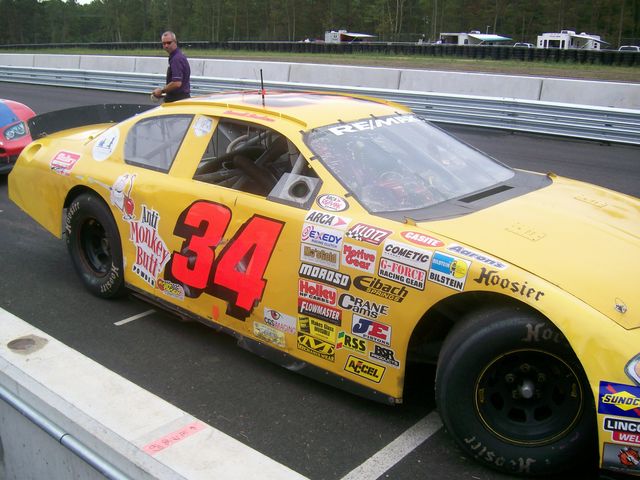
[28,104,155,139]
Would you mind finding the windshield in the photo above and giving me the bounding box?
[305,115,514,213]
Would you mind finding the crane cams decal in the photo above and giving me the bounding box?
[338,293,389,319]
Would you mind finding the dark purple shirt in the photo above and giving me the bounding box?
[165,48,191,102]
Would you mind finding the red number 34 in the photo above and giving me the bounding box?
[168,200,284,319]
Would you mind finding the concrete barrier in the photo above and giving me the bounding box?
[0,308,307,480]
[1,53,639,109]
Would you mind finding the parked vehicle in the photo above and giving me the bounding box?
[618,45,640,52]
[0,99,35,174]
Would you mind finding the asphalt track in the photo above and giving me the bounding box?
[1,82,638,480]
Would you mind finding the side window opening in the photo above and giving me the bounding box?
[124,114,192,172]
[194,119,320,207]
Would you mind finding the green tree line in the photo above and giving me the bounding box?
[1,0,639,47]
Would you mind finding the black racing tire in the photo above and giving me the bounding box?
[435,306,597,477]
[65,193,126,299]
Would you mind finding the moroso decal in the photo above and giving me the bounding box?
[344,355,385,383]
[298,263,351,289]
[599,382,640,419]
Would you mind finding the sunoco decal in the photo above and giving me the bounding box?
[447,244,507,270]
[428,251,470,291]
[316,194,348,212]
[599,381,640,419]
[378,258,426,290]
[344,355,385,383]
[298,263,351,289]
[342,243,376,273]
[129,205,171,288]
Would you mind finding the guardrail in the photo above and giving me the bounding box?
[2,65,639,145]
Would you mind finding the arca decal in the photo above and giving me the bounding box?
[165,200,284,320]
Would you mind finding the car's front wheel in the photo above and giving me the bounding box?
[435,306,597,476]
[65,193,125,298]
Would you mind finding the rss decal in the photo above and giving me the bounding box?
[344,355,385,383]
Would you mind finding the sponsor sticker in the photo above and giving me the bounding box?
[300,244,340,270]
[92,126,119,161]
[599,382,640,419]
[298,279,337,306]
[401,231,444,248]
[382,239,432,269]
[298,316,337,343]
[298,298,342,326]
[129,205,171,287]
[342,243,377,274]
[50,151,80,176]
[353,276,408,303]
[345,223,392,245]
[428,252,470,292]
[369,344,400,368]
[447,244,507,270]
[316,194,349,212]
[336,331,367,354]
[263,308,297,334]
[254,322,286,348]
[338,293,389,319]
[378,257,426,290]
[297,332,335,361]
[473,267,545,301]
[301,223,343,250]
[156,278,185,301]
[328,115,417,137]
[601,443,640,473]
[351,314,391,346]
[304,210,351,230]
[604,417,640,445]
[344,355,386,383]
[298,263,351,289]
[193,115,213,137]
[109,173,136,220]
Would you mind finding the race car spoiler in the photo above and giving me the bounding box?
[28,104,155,139]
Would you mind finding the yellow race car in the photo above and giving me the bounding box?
[9,91,640,477]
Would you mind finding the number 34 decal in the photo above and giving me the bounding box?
[166,200,284,319]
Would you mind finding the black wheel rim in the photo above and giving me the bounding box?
[79,218,112,276]
[475,349,584,446]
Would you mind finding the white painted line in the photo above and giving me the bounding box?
[114,309,155,326]
[339,411,443,480]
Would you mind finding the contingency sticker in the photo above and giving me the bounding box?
[50,151,80,176]
[92,126,120,161]
[598,381,640,419]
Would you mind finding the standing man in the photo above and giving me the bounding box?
[152,31,191,103]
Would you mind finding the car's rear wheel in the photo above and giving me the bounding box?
[435,306,596,476]
[65,193,125,298]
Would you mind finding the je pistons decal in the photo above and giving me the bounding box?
[344,355,385,383]
[304,210,351,230]
[129,205,171,288]
[599,382,640,419]
[354,276,408,303]
[428,251,470,291]
[351,314,391,346]
[298,263,351,289]
[298,298,341,325]
[316,194,349,212]
[345,223,392,245]
[338,293,389,319]
[378,258,426,290]
[297,332,335,361]
[342,243,377,273]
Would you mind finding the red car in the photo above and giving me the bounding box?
[0,99,35,174]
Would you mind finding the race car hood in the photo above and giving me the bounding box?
[424,174,640,329]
